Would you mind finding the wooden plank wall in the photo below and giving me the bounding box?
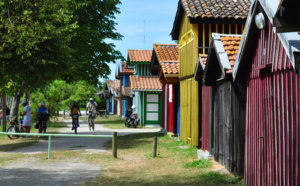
[201,86,211,152]
[213,80,245,175]
[179,12,199,147]
[244,22,299,185]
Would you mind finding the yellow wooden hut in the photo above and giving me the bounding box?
[171,0,251,147]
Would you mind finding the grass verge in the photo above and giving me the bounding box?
[81,115,146,129]
[81,133,242,186]
[0,119,67,152]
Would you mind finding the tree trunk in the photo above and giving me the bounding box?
[2,95,6,132]
[10,95,22,121]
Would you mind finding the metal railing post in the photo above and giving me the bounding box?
[48,136,52,159]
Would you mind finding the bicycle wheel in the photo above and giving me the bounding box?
[88,119,91,131]
[7,126,20,139]
[74,121,78,134]
[42,122,47,133]
[92,120,95,131]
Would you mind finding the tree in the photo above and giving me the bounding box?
[0,0,78,119]
[0,0,124,120]
[68,0,124,86]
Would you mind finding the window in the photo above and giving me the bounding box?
[180,30,194,48]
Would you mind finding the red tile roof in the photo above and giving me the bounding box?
[130,76,162,91]
[161,61,179,75]
[120,62,134,75]
[220,36,241,73]
[153,44,179,62]
[122,86,131,97]
[181,0,252,20]
[128,50,153,63]
[106,80,120,92]
[153,44,179,75]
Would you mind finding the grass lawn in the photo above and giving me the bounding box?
[84,133,243,186]
[81,115,148,129]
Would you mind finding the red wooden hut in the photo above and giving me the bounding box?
[150,44,179,134]
[233,0,300,185]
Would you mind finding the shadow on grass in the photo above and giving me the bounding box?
[87,172,241,186]
[105,132,158,150]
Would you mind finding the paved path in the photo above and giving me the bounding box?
[0,120,161,186]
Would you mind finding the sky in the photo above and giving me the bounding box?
[103,0,178,81]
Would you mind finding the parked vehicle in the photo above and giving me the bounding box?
[7,116,25,139]
[88,111,96,131]
[125,105,139,128]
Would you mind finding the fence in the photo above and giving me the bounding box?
[0,132,117,159]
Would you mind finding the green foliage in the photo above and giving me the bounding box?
[0,0,78,95]
[0,0,124,97]
[184,159,213,169]
[29,80,100,121]
[67,0,124,86]
[198,171,241,185]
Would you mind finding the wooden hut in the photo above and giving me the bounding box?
[104,80,120,115]
[233,0,300,185]
[199,33,246,175]
[150,44,180,134]
[171,0,251,147]
[115,62,134,117]
[128,50,163,127]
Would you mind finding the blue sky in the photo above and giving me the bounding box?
[103,0,178,81]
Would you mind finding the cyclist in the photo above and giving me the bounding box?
[20,101,32,134]
[86,98,97,120]
[70,101,80,130]
[37,102,48,133]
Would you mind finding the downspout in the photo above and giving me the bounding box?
[210,86,214,155]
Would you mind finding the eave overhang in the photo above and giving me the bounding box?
[273,0,300,33]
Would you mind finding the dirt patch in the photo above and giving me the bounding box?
[0,157,101,186]
[121,155,143,162]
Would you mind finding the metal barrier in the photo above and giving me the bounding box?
[0,132,117,159]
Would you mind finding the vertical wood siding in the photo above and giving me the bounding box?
[179,12,199,146]
[213,80,245,176]
[244,22,299,185]
[201,86,211,152]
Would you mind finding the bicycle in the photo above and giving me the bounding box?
[99,110,108,118]
[88,112,95,131]
[7,117,25,139]
[72,115,79,134]
[39,113,48,134]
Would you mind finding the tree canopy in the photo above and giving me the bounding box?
[0,0,124,96]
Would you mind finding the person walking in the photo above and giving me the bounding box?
[20,101,32,134]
